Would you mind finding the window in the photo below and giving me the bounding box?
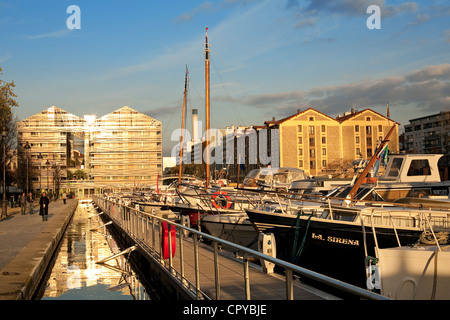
[298,149,303,156]
[378,125,382,132]
[309,117,314,121]
[297,125,302,132]
[367,149,373,157]
[310,161,316,169]
[367,137,372,145]
[356,137,360,144]
[366,117,371,121]
[355,125,360,132]
[366,126,372,134]
[299,160,303,167]
[309,126,315,134]
[322,160,327,167]
[407,160,431,176]
[322,148,326,155]
[309,137,315,146]
[388,158,404,177]
[321,125,326,133]
[322,137,326,144]
[310,149,315,158]
[298,137,302,144]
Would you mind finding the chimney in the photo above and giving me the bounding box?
[192,109,199,142]
[297,109,301,114]
[272,117,276,122]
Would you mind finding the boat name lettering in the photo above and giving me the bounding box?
[312,233,359,246]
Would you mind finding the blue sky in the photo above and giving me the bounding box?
[1,0,449,155]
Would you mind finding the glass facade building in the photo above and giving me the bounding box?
[17,106,162,197]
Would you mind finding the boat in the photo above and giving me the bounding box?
[245,125,450,292]
[360,153,450,201]
[372,215,450,300]
[375,244,450,300]
[245,200,449,291]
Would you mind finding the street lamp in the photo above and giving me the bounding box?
[37,153,43,194]
[24,141,31,195]
[1,126,7,218]
[45,159,50,193]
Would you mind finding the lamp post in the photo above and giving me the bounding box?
[45,159,50,193]
[37,153,43,194]
[1,126,7,218]
[24,141,31,195]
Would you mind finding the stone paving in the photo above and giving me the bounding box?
[0,199,78,299]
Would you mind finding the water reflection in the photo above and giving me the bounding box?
[38,201,150,300]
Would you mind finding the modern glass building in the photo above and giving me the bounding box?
[17,106,162,198]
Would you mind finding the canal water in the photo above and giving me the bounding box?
[34,201,153,300]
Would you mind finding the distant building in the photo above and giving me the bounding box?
[403,111,450,154]
[266,108,399,176]
[403,110,450,180]
[17,106,162,197]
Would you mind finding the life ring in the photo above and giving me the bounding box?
[211,191,232,209]
[160,221,176,259]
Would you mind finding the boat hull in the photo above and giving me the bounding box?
[201,213,259,249]
[245,209,423,290]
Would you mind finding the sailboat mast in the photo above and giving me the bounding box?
[205,27,211,187]
[346,123,396,200]
[178,66,188,188]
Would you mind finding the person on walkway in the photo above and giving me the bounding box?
[39,192,50,221]
[62,192,67,204]
[20,193,27,215]
[27,192,34,214]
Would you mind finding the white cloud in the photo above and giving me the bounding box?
[25,29,72,40]
[0,54,12,63]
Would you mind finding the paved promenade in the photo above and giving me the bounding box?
[0,199,78,300]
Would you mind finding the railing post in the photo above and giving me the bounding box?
[179,227,185,283]
[243,252,250,300]
[193,234,201,299]
[286,269,294,300]
[213,241,221,300]
[168,223,173,271]
[152,215,156,251]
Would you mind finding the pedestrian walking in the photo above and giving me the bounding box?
[62,192,67,204]
[20,193,27,215]
[39,192,50,221]
[27,192,34,214]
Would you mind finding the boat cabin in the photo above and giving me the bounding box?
[378,154,443,183]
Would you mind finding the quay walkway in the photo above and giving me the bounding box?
[0,199,78,300]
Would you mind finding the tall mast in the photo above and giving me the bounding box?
[346,123,396,201]
[205,27,211,187]
[178,66,188,188]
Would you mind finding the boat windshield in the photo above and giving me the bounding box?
[242,167,306,187]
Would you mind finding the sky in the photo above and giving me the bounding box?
[1,0,449,155]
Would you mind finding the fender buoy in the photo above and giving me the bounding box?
[211,191,232,209]
[161,221,176,259]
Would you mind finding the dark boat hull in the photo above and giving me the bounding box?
[245,209,423,290]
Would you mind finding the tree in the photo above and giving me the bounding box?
[0,68,18,197]
[0,67,19,126]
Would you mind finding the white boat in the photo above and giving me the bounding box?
[375,244,450,300]
[365,154,450,201]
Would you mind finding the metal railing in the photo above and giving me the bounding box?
[92,194,389,300]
